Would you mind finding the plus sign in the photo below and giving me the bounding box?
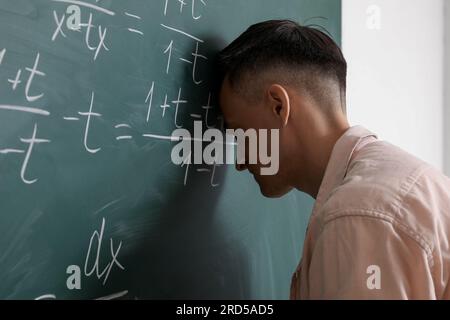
[160,94,171,118]
[8,69,22,91]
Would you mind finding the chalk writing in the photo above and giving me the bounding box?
[51,1,112,61]
[84,217,125,285]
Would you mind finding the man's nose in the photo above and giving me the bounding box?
[236,162,248,171]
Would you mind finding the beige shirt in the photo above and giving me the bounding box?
[290,126,450,300]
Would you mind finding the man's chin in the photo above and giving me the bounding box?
[258,183,289,199]
[251,172,291,198]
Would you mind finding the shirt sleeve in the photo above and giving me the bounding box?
[306,215,436,299]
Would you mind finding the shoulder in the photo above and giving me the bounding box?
[318,140,450,265]
[321,140,431,218]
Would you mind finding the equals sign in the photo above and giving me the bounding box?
[115,124,133,141]
[125,12,144,36]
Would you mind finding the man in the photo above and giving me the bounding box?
[217,20,450,299]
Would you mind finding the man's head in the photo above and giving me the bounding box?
[218,20,349,198]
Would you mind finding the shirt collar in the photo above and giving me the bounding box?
[310,126,378,219]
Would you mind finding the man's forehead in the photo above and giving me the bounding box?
[219,77,234,96]
[219,79,239,109]
[218,82,242,125]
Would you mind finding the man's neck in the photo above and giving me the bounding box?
[299,122,350,199]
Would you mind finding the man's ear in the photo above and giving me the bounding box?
[267,84,290,127]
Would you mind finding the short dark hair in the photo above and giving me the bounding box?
[218,20,347,112]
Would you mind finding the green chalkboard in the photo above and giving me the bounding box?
[0,0,340,299]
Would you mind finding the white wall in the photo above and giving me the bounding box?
[445,1,450,176]
[342,0,444,170]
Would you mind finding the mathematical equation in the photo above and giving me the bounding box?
[0,0,224,188]
[36,216,129,300]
